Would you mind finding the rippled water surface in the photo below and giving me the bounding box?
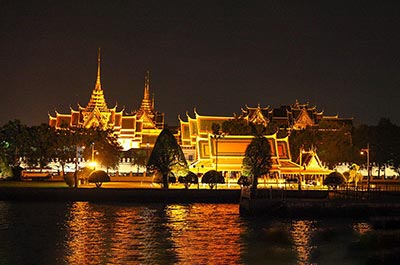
[0,201,398,264]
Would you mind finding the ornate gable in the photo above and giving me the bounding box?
[293,108,314,129]
[249,106,269,126]
[241,104,270,126]
[82,107,111,128]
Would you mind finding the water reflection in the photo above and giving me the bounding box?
[64,203,244,264]
[290,220,316,264]
[165,204,243,264]
[0,201,396,264]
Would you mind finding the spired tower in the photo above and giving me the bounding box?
[49,48,123,130]
[49,50,165,150]
[133,70,164,130]
[79,48,117,129]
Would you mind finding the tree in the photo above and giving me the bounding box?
[0,120,29,178]
[88,170,110,188]
[324,171,346,189]
[178,171,199,189]
[79,127,122,171]
[289,127,320,165]
[53,126,77,176]
[222,116,252,135]
[201,170,224,189]
[242,135,272,193]
[289,124,355,168]
[352,119,400,176]
[374,118,400,175]
[130,148,148,173]
[25,124,57,170]
[147,128,188,189]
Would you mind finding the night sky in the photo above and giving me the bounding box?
[1,1,400,127]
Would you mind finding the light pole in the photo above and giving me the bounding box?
[89,142,97,170]
[211,133,224,189]
[145,142,150,177]
[74,145,79,188]
[361,143,370,192]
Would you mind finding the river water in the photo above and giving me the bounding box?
[0,201,399,265]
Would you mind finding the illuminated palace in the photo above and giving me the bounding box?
[179,103,351,182]
[49,50,164,150]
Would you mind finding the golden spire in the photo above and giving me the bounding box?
[83,49,109,113]
[95,48,101,91]
[136,70,157,128]
[144,70,150,100]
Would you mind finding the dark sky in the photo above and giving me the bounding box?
[1,1,400,127]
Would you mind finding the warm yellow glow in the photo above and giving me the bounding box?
[290,220,315,264]
[89,161,97,168]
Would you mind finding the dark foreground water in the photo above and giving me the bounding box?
[0,201,399,265]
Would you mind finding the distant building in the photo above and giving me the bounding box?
[179,110,302,177]
[240,101,353,130]
[48,50,164,150]
[179,104,344,180]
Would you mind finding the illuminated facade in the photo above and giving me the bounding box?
[180,109,332,182]
[240,101,353,130]
[48,50,164,150]
[179,110,302,176]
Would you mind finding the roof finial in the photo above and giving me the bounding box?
[95,48,101,91]
[144,70,150,100]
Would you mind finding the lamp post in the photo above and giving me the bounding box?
[361,143,370,192]
[89,142,97,170]
[74,145,79,188]
[145,142,150,177]
[211,133,224,189]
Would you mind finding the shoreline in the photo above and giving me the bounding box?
[0,187,241,204]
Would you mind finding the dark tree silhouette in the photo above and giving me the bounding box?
[242,135,272,193]
[0,120,29,178]
[147,128,188,189]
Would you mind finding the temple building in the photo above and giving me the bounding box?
[179,110,302,178]
[49,50,164,150]
[179,107,339,181]
[240,101,353,131]
[296,148,331,186]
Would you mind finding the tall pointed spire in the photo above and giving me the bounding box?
[83,49,109,114]
[95,48,102,91]
[144,70,150,100]
[135,70,157,128]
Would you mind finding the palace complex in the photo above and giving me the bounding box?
[179,109,334,184]
[48,50,352,184]
[49,50,164,151]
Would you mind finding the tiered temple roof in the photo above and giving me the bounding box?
[239,100,352,130]
[49,50,164,150]
[180,110,302,174]
[132,71,164,130]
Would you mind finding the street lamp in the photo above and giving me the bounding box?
[90,142,98,170]
[211,133,224,189]
[360,143,370,192]
[75,145,85,188]
[193,164,204,189]
[145,142,150,177]
[211,134,224,172]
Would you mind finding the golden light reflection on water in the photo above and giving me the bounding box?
[165,204,243,265]
[0,201,392,265]
[64,202,244,264]
[352,222,372,235]
[290,220,316,264]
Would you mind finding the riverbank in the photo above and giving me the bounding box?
[0,187,241,203]
[239,188,400,217]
